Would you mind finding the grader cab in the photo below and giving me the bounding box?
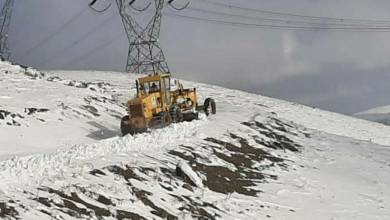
[120,73,216,135]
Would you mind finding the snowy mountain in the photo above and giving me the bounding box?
[1,61,390,220]
[355,105,390,125]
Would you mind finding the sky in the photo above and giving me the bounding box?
[6,0,390,114]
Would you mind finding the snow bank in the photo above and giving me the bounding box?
[177,160,204,188]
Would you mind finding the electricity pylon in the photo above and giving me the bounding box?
[0,0,14,60]
[90,0,189,74]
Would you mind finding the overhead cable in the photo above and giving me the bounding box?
[165,12,390,32]
[199,0,390,25]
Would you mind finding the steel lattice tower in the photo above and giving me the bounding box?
[0,0,14,60]
[116,0,169,74]
[89,0,188,74]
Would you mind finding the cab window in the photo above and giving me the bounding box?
[149,81,160,92]
[140,83,149,94]
[140,81,160,94]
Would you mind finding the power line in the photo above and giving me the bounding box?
[20,7,89,61]
[165,12,390,32]
[45,1,156,70]
[199,0,390,25]
[61,32,123,69]
[37,12,118,68]
[186,6,390,28]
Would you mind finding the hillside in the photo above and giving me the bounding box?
[355,105,390,126]
[0,61,389,220]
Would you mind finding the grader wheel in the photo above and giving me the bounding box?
[120,115,131,136]
[204,98,216,116]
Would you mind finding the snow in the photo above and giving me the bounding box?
[177,161,204,188]
[0,60,390,219]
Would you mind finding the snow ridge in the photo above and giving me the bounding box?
[0,119,205,190]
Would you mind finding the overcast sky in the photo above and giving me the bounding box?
[7,0,390,114]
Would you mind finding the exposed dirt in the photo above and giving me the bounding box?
[80,105,100,117]
[0,202,19,219]
[172,194,221,220]
[89,169,106,176]
[132,187,177,220]
[68,165,221,219]
[46,76,61,82]
[0,110,24,120]
[0,108,49,126]
[106,165,146,182]
[24,108,49,115]
[116,210,147,220]
[23,68,45,79]
[38,187,111,218]
[168,117,304,197]
[0,109,24,126]
[169,135,282,196]
[242,120,302,152]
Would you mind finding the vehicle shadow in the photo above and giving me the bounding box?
[86,121,119,140]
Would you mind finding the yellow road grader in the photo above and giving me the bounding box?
[120,73,216,135]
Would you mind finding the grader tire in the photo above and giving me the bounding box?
[204,98,216,116]
[120,116,131,136]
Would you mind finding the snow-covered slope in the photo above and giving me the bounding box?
[0,61,390,220]
[355,105,390,125]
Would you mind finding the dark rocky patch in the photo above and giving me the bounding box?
[106,109,124,120]
[0,109,24,126]
[106,165,146,182]
[116,210,147,220]
[34,197,51,208]
[242,118,305,152]
[60,80,114,93]
[38,187,111,218]
[97,195,113,206]
[132,187,177,220]
[23,68,45,79]
[169,133,288,196]
[207,135,285,163]
[0,110,24,120]
[0,110,11,119]
[63,80,88,88]
[34,186,147,219]
[46,76,61,82]
[132,187,179,220]
[84,95,117,105]
[179,195,221,220]
[170,149,262,196]
[168,117,304,196]
[24,108,49,115]
[0,202,19,219]
[80,105,100,117]
[256,103,269,108]
[103,165,207,219]
[89,169,106,176]
[39,209,52,217]
[6,120,20,126]
[58,102,70,110]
